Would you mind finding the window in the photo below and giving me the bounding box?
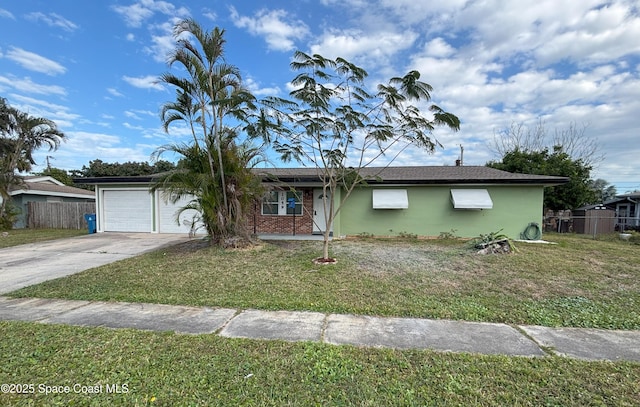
[262,190,303,215]
[285,191,302,215]
[262,191,279,215]
[372,189,409,209]
[450,189,493,209]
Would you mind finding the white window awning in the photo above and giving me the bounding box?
[450,189,493,209]
[373,189,408,209]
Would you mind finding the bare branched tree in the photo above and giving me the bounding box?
[491,119,605,168]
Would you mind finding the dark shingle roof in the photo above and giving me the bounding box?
[75,166,568,186]
[253,166,569,185]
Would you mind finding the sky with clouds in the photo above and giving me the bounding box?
[0,0,638,191]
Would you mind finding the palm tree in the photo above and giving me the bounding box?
[151,130,266,244]
[0,98,65,228]
[158,19,262,244]
[161,19,250,216]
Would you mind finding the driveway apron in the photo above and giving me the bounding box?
[0,233,190,294]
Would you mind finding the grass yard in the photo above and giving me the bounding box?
[0,228,86,248]
[10,233,640,329]
[1,321,638,406]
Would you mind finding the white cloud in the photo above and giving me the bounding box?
[7,94,80,129]
[123,109,155,120]
[0,8,15,19]
[423,38,456,58]
[230,7,309,52]
[441,0,640,68]
[535,4,640,65]
[113,3,153,28]
[122,75,164,90]
[310,29,418,62]
[203,9,217,21]
[107,88,124,97]
[5,47,66,76]
[68,131,121,149]
[378,0,467,26]
[145,20,177,63]
[245,77,281,97]
[126,33,135,41]
[124,111,142,120]
[123,122,145,130]
[0,75,66,96]
[112,0,190,28]
[55,131,152,165]
[320,0,370,7]
[25,12,78,32]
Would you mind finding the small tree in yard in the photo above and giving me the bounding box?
[255,52,460,261]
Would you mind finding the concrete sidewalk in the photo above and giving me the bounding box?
[1,296,638,362]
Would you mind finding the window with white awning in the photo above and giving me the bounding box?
[450,189,493,209]
[372,189,409,209]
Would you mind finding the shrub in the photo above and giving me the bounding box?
[0,203,20,231]
[438,229,458,240]
[627,231,640,245]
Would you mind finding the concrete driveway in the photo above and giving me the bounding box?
[0,233,191,295]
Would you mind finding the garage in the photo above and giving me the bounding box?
[157,193,202,234]
[102,189,152,232]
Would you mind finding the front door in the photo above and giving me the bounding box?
[313,188,333,234]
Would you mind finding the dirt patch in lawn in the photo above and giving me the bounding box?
[331,240,477,275]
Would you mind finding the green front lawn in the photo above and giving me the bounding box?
[1,321,638,406]
[10,233,640,329]
[0,228,87,248]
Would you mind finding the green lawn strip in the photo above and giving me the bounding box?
[9,234,640,329]
[1,321,638,406]
[0,228,86,248]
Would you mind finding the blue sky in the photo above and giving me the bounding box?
[1,0,639,192]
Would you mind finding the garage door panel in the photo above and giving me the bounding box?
[158,194,204,234]
[103,190,152,232]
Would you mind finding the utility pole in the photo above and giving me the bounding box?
[459,145,464,166]
[46,155,54,169]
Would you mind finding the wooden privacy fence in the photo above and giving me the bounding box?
[26,202,96,230]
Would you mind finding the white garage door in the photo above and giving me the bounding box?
[158,193,203,234]
[103,189,152,232]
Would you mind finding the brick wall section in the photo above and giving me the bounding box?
[247,188,315,234]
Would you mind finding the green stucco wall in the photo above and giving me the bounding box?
[338,185,544,239]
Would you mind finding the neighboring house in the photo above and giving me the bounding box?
[611,192,640,230]
[5,176,96,228]
[572,191,640,234]
[79,166,567,239]
[580,192,640,231]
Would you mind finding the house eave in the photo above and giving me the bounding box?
[10,189,95,199]
[73,176,157,184]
